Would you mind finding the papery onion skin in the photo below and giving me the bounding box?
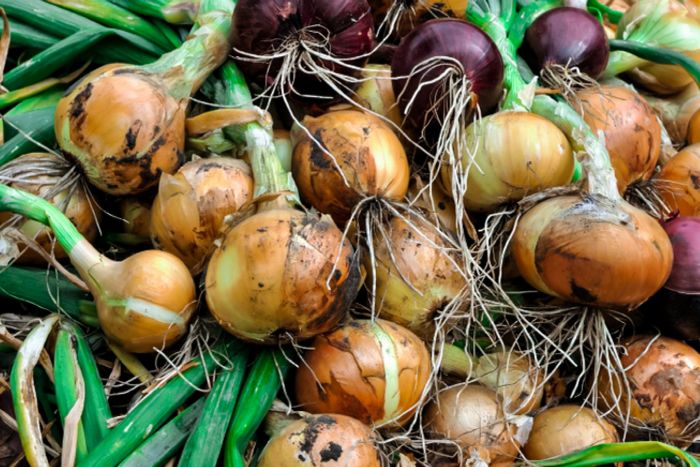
[231,0,374,102]
[120,198,152,238]
[656,144,700,216]
[0,153,98,264]
[365,215,466,337]
[598,335,700,443]
[425,384,520,467]
[258,414,381,467]
[205,208,360,344]
[521,7,609,79]
[294,319,431,426]
[512,195,673,309]
[524,405,618,460]
[150,156,253,273]
[353,65,402,127]
[391,19,504,137]
[475,352,544,416]
[55,65,186,195]
[576,86,661,194]
[291,109,409,225]
[442,111,574,212]
[407,175,457,234]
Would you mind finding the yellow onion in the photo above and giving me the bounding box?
[598,335,700,443]
[353,65,402,128]
[645,83,700,146]
[0,153,98,264]
[119,198,151,238]
[294,319,431,426]
[442,111,574,212]
[407,175,457,234]
[370,0,469,37]
[273,130,293,172]
[576,86,661,193]
[655,144,700,216]
[425,384,520,467]
[258,414,381,467]
[512,195,673,309]
[364,214,466,337]
[291,109,410,225]
[524,405,618,460]
[150,156,253,273]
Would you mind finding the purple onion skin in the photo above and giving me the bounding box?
[391,18,504,135]
[521,7,609,78]
[232,0,374,100]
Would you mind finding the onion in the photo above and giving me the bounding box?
[524,405,618,460]
[442,111,575,212]
[365,214,466,337]
[598,335,700,444]
[655,144,700,216]
[294,319,431,426]
[425,384,520,466]
[645,83,700,146]
[407,175,457,234]
[521,7,609,89]
[575,85,661,194]
[258,414,380,467]
[291,109,409,225]
[55,2,235,195]
[119,198,151,239]
[150,156,253,273]
[353,64,402,127]
[231,0,374,108]
[369,0,469,38]
[0,153,98,265]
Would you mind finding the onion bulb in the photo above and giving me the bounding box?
[150,156,253,273]
[575,86,661,194]
[291,109,409,225]
[294,319,431,426]
[655,144,700,216]
[524,405,618,460]
[0,183,196,353]
[55,2,235,194]
[365,214,466,337]
[353,65,402,127]
[512,194,673,309]
[598,335,700,443]
[645,83,700,145]
[119,198,151,239]
[258,414,380,467]
[442,111,575,212]
[425,384,520,466]
[369,0,469,38]
[0,153,98,265]
[407,175,457,234]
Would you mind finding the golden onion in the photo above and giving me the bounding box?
[524,405,618,460]
[655,143,700,216]
[294,319,431,426]
[370,0,469,37]
[442,111,574,212]
[407,175,457,234]
[425,384,520,467]
[150,156,253,273]
[291,109,410,225]
[576,86,661,193]
[0,153,98,264]
[645,83,700,146]
[258,414,381,467]
[353,65,402,128]
[119,197,152,239]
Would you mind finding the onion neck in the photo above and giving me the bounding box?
[143,0,235,98]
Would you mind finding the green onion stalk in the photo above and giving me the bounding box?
[203,59,360,345]
[54,0,236,195]
[109,0,201,24]
[0,183,197,353]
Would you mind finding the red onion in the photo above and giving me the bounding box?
[232,0,374,106]
[521,7,609,81]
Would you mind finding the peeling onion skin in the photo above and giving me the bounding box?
[205,208,360,344]
[365,215,466,338]
[512,195,673,309]
[575,86,661,194]
[425,384,519,467]
[294,319,431,426]
[150,157,254,273]
[55,65,186,195]
[656,144,700,216]
[258,414,381,467]
[598,335,700,444]
[524,405,618,460]
[475,352,544,416]
[291,109,409,226]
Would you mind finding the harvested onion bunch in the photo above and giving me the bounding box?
[295,319,431,426]
[0,152,98,265]
[205,63,360,344]
[0,183,196,353]
[150,156,253,273]
[55,0,236,195]
[258,414,381,466]
[654,143,700,216]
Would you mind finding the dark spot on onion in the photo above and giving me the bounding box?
[319,441,343,462]
[569,279,597,303]
[69,82,93,122]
